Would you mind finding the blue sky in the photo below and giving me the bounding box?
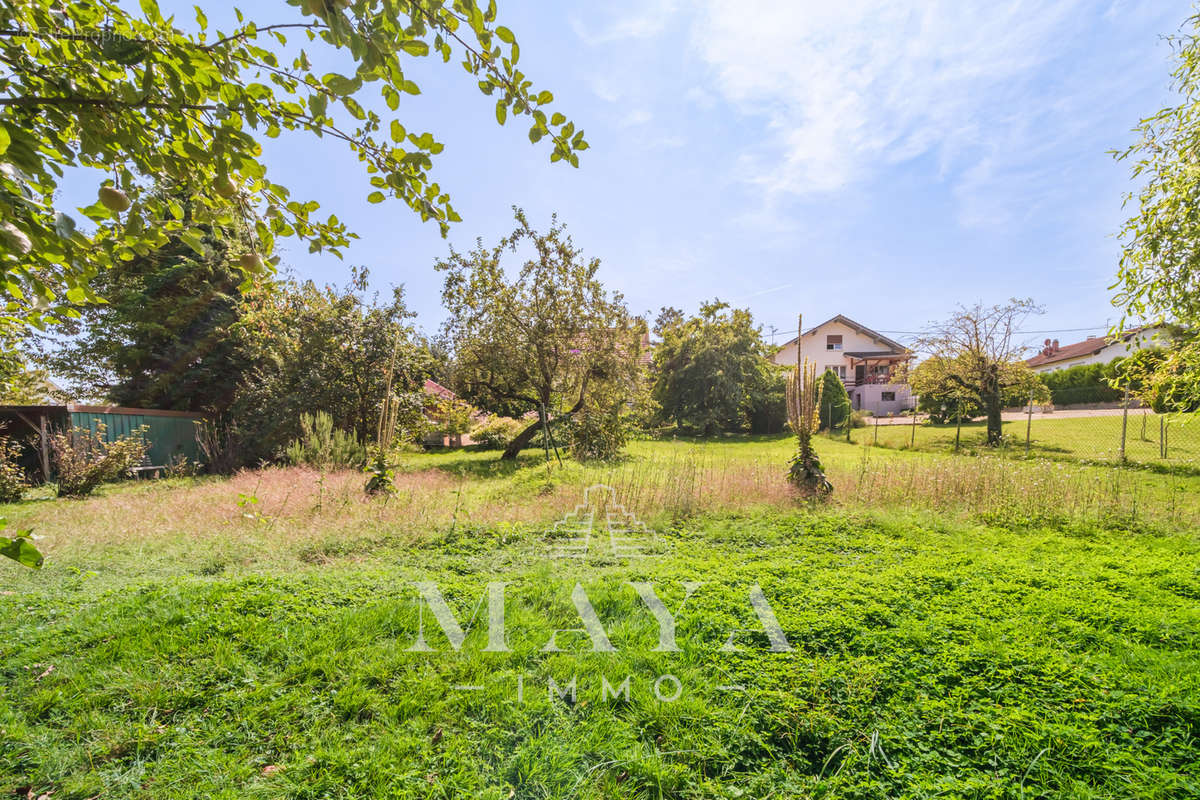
[115,1,1190,349]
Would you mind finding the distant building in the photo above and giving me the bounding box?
[771,315,914,415]
[1025,326,1170,373]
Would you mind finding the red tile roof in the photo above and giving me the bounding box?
[1025,328,1150,368]
[422,379,458,399]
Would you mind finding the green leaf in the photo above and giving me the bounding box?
[495,101,507,125]
[0,536,42,569]
[400,79,420,95]
[323,73,360,95]
[0,125,9,156]
[66,286,87,303]
[536,90,553,105]
[194,5,207,29]
[551,112,565,126]
[179,228,207,256]
[400,40,429,57]
[367,191,385,204]
[308,92,328,118]
[390,120,406,142]
[495,26,515,44]
[139,0,162,23]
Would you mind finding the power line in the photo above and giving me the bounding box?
[764,324,1112,341]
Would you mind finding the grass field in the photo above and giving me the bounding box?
[1,437,1198,798]
[861,412,1200,468]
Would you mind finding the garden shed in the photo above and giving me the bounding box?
[0,404,205,481]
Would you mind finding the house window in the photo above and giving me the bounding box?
[881,391,896,402]
[826,335,842,351]
[833,365,846,379]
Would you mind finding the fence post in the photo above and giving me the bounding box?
[1164,418,1169,459]
[910,406,917,448]
[1119,387,1129,463]
[1141,407,1147,441]
[954,400,962,453]
[873,414,879,446]
[1160,416,1165,459]
[1025,391,1034,455]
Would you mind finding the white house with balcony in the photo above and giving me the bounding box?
[771,315,915,415]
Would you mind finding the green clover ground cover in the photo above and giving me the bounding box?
[1,506,1198,799]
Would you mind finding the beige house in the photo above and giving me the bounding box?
[772,315,914,415]
[1025,326,1169,374]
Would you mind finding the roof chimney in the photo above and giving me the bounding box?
[1052,339,1059,352]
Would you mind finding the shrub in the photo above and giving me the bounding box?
[848,410,870,429]
[570,403,628,461]
[918,394,981,424]
[163,454,201,478]
[470,415,526,450]
[285,411,366,469]
[424,394,476,441]
[0,436,28,503]
[817,369,851,431]
[1039,362,1124,405]
[748,366,788,434]
[51,424,148,497]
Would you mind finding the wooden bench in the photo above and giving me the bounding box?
[129,455,165,478]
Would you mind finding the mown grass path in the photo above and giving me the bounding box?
[2,490,1198,798]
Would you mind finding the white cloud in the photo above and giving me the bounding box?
[620,109,653,127]
[571,0,679,45]
[689,0,1088,196]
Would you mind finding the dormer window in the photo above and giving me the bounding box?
[826,335,843,351]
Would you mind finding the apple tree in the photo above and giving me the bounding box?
[0,0,587,326]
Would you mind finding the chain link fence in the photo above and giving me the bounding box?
[854,388,1200,469]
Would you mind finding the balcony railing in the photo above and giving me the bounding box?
[843,374,902,387]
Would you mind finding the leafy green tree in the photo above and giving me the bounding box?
[746,365,788,434]
[651,301,774,435]
[39,215,256,411]
[438,209,638,460]
[1115,12,1200,328]
[817,368,850,431]
[0,320,56,402]
[910,299,1049,445]
[1118,335,1200,413]
[1,0,586,325]
[236,269,427,457]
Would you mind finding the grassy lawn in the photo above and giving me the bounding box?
[863,412,1200,468]
[1,437,1198,798]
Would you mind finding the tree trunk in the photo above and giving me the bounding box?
[500,415,544,460]
[984,390,1003,446]
[500,388,588,460]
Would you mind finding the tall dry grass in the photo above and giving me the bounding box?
[10,440,1195,570]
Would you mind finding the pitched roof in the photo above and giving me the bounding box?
[1025,327,1154,368]
[422,379,458,399]
[783,314,909,354]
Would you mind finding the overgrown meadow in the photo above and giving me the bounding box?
[1,436,1198,799]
